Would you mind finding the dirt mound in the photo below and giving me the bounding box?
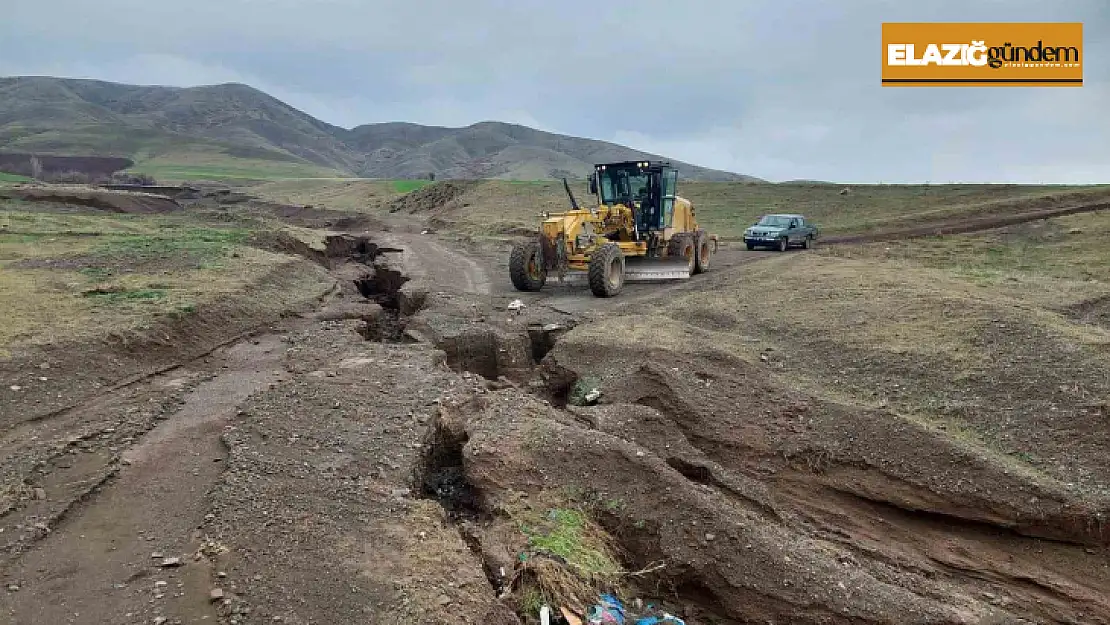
[387,181,480,214]
[0,184,182,214]
[428,391,1023,624]
[444,321,1110,623]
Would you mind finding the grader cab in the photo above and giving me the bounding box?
[509,160,716,297]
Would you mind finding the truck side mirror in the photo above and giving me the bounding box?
[588,173,597,195]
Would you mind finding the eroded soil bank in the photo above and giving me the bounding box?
[3,221,1109,624]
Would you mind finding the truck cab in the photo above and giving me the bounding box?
[743,213,818,251]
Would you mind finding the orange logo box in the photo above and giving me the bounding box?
[881,22,1083,86]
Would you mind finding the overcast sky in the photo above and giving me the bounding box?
[1,0,1107,183]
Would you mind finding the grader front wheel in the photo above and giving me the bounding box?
[694,230,712,274]
[588,243,625,297]
[667,233,696,275]
[509,241,546,291]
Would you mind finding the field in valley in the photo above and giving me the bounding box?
[2,176,1110,624]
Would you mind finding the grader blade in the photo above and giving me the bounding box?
[623,257,692,281]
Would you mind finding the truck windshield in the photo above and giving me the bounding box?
[597,167,649,205]
[756,215,793,227]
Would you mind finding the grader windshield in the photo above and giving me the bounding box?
[592,161,678,232]
[597,165,650,205]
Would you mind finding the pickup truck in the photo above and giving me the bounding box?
[743,213,819,251]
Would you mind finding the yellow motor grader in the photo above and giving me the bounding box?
[509,160,717,297]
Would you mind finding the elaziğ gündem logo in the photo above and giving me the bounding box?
[881,22,1083,86]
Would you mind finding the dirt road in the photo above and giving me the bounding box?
[3,196,1110,624]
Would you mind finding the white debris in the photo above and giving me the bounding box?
[583,389,601,404]
[507,299,525,311]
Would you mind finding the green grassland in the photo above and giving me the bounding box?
[0,172,30,183]
[125,149,348,183]
[254,178,1106,242]
[0,202,324,351]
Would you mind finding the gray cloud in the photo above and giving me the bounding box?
[2,0,1107,182]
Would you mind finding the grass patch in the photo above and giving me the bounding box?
[94,227,249,265]
[0,207,328,350]
[568,375,601,406]
[0,171,31,183]
[391,179,434,193]
[249,178,408,212]
[520,507,620,578]
[82,286,168,304]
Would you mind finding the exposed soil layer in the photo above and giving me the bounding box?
[387,180,481,214]
[4,188,1110,624]
[1,184,183,214]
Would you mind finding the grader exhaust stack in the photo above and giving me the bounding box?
[509,160,717,297]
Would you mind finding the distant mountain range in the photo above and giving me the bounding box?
[0,76,759,182]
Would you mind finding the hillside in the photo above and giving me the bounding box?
[0,76,756,182]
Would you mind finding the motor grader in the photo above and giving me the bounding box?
[509,160,717,297]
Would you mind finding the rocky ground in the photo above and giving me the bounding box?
[2,189,1109,625]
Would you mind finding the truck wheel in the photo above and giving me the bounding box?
[777,237,788,252]
[509,240,546,291]
[667,233,696,275]
[693,230,711,274]
[803,235,814,249]
[746,242,756,251]
[588,243,625,297]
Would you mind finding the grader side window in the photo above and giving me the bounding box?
[661,169,677,226]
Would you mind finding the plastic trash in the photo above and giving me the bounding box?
[586,593,625,624]
[633,615,685,625]
[634,604,686,625]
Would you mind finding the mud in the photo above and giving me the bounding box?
[5,188,1110,624]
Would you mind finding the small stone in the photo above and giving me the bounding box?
[9,385,21,391]
[210,588,225,601]
[159,557,182,568]
[154,617,169,625]
[705,533,716,541]
[218,571,228,578]
[7,584,19,592]
[155,581,168,587]
[437,594,451,606]
[151,552,164,559]
[32,488,47,500]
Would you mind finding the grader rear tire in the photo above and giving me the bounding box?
[693,230,711,274]
[509,241,546,291]
[667,233,696,275]
[588,243,625,297]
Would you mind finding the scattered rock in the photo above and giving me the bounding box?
[210,588,225,602]
[159,557,182,568]
[32,487,47,500]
